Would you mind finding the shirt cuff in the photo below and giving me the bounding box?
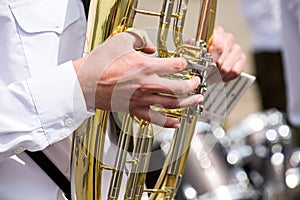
[27,60,94,146]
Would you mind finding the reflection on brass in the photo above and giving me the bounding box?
[71,0,217,199]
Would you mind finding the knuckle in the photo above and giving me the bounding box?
[191,77,200,89]
[234,43,243,54]
[174,57,187,71]
[215,25,224,32]
[117,32,131,44]
[227,33,235,44]
[219,65,230,75]
[240,53,247,64]
[209,43,223,56]
[138,61,147,69]
[231,68,241,77]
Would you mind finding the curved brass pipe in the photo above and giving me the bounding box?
[71,0,218,199]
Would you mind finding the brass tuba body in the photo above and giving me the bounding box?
[71,0,217,199]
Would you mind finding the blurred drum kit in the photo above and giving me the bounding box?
[175,109,300,200]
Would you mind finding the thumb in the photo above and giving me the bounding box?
[124,28,156,54]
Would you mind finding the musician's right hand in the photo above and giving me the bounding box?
[73,31,203,128]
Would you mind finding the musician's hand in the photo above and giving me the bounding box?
[209,25,247,81]
[73,31,202,128]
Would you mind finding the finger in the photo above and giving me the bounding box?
[133,93,203,109]
[149,110,181,128]
[220,43,243,67]
[219,44,246,81]
[132,107,180,128]
[124,28,156,54]
[140,32,156,54]
[185,38,195,45]
[141,43,157,54]
[217,33,235,66]
[143,57,188,75]
[208,26,226,60]
[136,76,200,96]
[214,25,224,33]
[222,56,246,82]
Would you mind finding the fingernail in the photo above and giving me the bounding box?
[178,57,187,68]
[174,122,180,129]
[193,76,201,87]
[198,95,204,103]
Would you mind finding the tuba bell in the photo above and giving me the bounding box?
[71,0,218,199]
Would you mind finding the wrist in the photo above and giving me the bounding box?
[73,58,85,74]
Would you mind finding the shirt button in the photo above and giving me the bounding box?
[54,16,61,28]
[65,118,74,127]
[13,146,24,154]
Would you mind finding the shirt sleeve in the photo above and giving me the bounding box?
[0,61,94,161]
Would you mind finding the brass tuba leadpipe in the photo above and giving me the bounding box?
[71,0,217,199]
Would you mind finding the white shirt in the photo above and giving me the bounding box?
[0,0,92,199]
[281,0,300,126]
[0,1,150,199]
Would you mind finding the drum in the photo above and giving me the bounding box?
[176,122,260,200]
[224,109,300,200]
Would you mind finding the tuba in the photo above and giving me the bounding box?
[71,0,217,199]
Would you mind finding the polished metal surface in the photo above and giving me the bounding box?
[71,1,218,199]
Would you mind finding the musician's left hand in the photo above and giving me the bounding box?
[208,25,247,82]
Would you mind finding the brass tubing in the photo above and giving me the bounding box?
[134,8,179,18]
[108,114,134,199]
[165,107,200,199]
[173,0,188,47]
[125,120,154,200]
[196,0,217,44]
[72,1,218,199]
[72,0,136,199]
[73,109,109,200]
[157,0,175,58]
